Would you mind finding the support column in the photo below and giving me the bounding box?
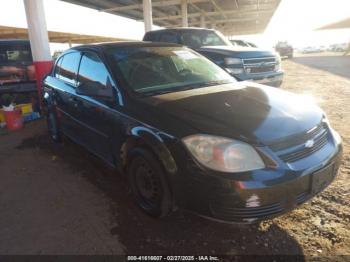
[181,0,188,27]
[143,0,153,32]
[23,0,52,101]
[200,13,205,28]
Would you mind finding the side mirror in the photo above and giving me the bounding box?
[76,81,114,100]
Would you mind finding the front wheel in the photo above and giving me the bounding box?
[46,107,61,143]
[127,148,172,218]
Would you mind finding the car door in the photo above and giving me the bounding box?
[74,51,119,164]
[52,51,82,142]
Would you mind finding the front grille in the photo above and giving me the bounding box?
[269,123,325,151]
[269,123,329,163]
[210,202,284,221]
[249,65,276,73]
[243,56,277,74]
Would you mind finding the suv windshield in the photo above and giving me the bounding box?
[108,46,235,96]
[179,30,232,48]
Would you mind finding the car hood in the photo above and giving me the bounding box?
[197,45,277,59]
[141,82,323,144]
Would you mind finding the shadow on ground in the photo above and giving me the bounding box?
[16,130,305,256]
[292,55,350,80]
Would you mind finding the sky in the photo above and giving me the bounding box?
[246,0,350,48]
[0,0,349,52]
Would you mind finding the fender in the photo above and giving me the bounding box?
[129,126,178,175]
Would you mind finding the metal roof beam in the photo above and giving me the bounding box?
[152,8,274,21]
[209,0,227,19]
[100,0,209,12]
[169,16,269,27]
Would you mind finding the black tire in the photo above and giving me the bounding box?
[127,148,172,218]
[46,107,61,143]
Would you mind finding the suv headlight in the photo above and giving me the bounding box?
[182,135,265,172]
[224,57,242,65]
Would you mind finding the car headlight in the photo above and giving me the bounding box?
[224,57,242,65]
[182,135,265,172]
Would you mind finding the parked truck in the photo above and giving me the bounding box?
[144,28,283,87]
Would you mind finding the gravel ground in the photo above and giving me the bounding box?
[0,55,349,258]
[271,56,350,257]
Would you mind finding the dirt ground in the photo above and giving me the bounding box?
[0,54,349,258]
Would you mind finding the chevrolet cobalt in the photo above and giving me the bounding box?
[43,42,342,223]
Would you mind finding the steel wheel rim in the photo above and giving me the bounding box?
[133,158,161,209]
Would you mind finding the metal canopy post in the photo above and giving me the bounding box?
[181,0,188,27]
[23,0,52,102]
[143,0,153,32]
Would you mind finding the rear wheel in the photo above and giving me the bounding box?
[127,148,172,218]
[46,107,61,143]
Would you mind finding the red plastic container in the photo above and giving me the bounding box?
[4,109,23,131]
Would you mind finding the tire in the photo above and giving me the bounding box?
[46,107,61,143]
[127,148,172,218]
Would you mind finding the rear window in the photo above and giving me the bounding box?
[0,43,32,65]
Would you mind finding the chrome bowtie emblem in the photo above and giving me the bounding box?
[305,139,314,148]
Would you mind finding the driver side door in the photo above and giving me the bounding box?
[73,51,118,164]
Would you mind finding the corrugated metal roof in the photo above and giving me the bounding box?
[0,25,130,44]
[60,0,281,35]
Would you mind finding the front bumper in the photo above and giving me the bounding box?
[169,130,342,223]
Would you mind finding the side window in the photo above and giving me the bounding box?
[56,52,81,85]
[143,32,153,41]
[78,52,116,103]
[78,52,111,87]
[54,56,64,78]
[159,32,178,44]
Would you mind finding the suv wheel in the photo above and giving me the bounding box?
[127,148,172,218]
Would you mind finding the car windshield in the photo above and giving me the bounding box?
[108,46,235,96]
[179,30,231,48]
